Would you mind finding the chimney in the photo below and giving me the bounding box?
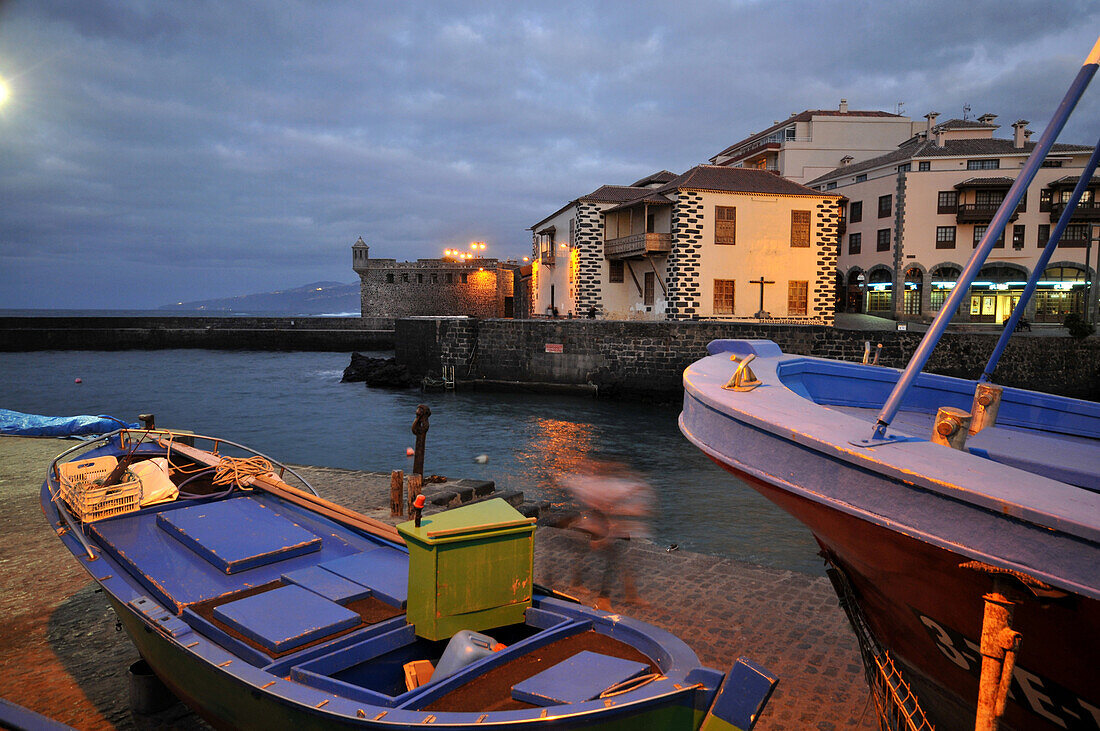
[1012,119,1029,149]
[978,113,998,125]
[1024,128,1033,143]
[924,111,940,136]
[840,155,854,167]
[839,99,848,114]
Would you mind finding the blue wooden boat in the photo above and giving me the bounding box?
[42,429,776,730]
[682,37,1100,731]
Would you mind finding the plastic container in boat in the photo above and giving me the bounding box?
[431,630,504,682]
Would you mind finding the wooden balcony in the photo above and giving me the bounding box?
[603,233,672,260]
[956,203,1021,224]
[539,250,555,265]
[1049,201,1100,222]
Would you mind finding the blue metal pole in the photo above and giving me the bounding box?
[870,37,1100,440]
[980,137,1100,382]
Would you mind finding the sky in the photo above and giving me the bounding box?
[1,1,1098,310]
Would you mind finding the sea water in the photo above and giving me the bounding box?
[0,349,822,574]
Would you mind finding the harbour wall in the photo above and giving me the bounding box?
[395,318,1100,401]
[0,316,395,351]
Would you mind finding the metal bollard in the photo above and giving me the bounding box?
[932,407,971,450]
[969,383,1003,436]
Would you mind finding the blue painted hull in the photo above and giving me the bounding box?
[41,433,741,730]
[681,340,1100,731]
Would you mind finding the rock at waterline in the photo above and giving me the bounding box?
[342,353,413,388]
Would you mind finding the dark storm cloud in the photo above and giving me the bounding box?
[0,0,1096,308]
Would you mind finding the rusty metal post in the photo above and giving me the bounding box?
[932,407,971,450]
[974,592,1022,731]
[411,404,431,478]
[390,470,404,516]
[969,383,1003,436]
[407,473,423,517]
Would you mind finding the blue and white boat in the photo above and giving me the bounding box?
[43,429,776,730]
[681,36,1100,731]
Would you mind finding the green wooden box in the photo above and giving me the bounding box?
[397,499,536,641]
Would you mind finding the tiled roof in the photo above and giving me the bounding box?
[630,170,677,187]
[954,177,1016,189]
[933,118,999,130]
[711,109,902,159]
[578,185,652,203]
[1049,174,1100,187]
[656,165,836,197]
[806,139,1093,186]
[530,185,653,230]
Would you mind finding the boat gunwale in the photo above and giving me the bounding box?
[682,342,1100,540]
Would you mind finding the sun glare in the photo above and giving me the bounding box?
[0,76,9,106]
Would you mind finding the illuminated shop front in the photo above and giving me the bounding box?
[903,267,922,316]
[968,265,1026,324]
[929,266,961,313]
[866,269,892,314]
[1033,266,1089,322]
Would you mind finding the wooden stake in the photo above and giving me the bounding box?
[408,473,423,516]
[390,470,404,516]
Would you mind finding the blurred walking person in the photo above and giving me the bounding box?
[558,457,654,611]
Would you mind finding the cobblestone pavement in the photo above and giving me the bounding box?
[0,438,875,730]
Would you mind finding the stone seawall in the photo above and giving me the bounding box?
[0,316,395,351]
[395,317,1100,401]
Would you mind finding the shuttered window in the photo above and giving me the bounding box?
[715,206,736,244]
[788,281,808,316]
[713,279,735,314]
[790,210,810,247]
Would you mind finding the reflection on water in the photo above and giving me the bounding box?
[0,350,823,575]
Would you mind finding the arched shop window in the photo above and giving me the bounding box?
[971,265,1028,324]
[1034,266,1087,322]
[929,266,961,312]
[866,269,892,313]
[846,268,865,313]
[903,267,923,316]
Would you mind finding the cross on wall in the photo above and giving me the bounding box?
[749,277,775,319]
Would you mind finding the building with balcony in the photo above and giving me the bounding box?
[529,172,675,318]
[708,100,918,184]
[351,237,518,318]
[806,114,1096,324]
[531,166,843,323]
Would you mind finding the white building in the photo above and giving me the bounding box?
[806,114,1096,324]
[709,101,918,184]
[531,166,843,324]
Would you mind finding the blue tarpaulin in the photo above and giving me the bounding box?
[0,409,137,437]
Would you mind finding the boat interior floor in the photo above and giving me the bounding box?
[422,630,657,714]
[824,405,1099,492]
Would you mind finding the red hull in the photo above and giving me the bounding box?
[711,456,1100,731]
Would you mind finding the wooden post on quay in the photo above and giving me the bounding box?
[411,404,431,478]
[408,473,423,516]
[390,470,404,516]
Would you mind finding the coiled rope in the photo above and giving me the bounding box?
[211,455,274,489]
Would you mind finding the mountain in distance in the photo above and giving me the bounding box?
[159,281,361,315]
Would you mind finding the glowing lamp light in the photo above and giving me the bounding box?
[523,257,530,262]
